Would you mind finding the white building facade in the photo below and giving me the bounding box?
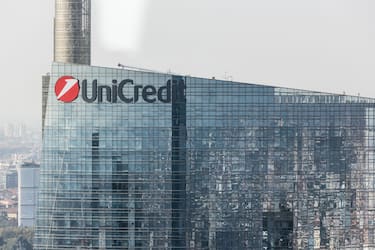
[18,162,40,227]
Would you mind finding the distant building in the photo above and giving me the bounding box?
[5,170,18,189]
[18,162,40,227]
[6,207,18,220]
[0,189,18,221]
[3,123,14,137]
[2,123,27,138]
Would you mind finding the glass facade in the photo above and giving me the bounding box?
[36,63,375,249]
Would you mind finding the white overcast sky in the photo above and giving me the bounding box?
[0,0,374,126]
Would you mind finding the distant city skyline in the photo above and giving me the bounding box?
[0,0,374,126]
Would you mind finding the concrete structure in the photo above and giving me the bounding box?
[18,162,40,227]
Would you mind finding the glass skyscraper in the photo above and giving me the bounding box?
[36,62,375,249]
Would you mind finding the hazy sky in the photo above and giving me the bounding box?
[0,0,374,126]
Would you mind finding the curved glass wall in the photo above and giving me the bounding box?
[36,63,375,249]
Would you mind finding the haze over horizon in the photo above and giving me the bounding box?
[0,0,374,126]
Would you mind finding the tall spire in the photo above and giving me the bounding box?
[54,0,91,65]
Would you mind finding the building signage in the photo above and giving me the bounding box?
[55,76,171,104]
[55,76,80,103]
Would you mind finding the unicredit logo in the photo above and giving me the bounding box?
[55,76,172,104]
[55,76,80,103]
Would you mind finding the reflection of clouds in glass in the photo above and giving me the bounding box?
[96,0,147,52]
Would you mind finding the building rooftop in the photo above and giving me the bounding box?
[20,162,40,169]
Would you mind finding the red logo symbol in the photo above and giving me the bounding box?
[55,76,80,103]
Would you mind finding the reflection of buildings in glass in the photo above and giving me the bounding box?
[36,1,375,248]
[35,63,375,249]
